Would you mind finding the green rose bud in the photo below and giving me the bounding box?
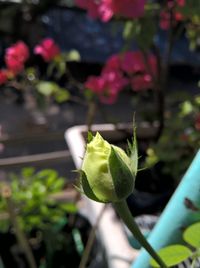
[80,132,138,203]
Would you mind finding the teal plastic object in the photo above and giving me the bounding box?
[131,150,200,268]
[0,258,4,268]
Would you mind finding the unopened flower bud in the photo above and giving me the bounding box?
[80,132,137,203]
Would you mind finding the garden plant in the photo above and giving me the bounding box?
[0,168,90,268]
[0,0,200,267]
[73,0,200,183]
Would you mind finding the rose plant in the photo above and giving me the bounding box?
[79,129,169,267]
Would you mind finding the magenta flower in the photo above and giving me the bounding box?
[34,38,60,62]
[0,70,8,85]
[103,54,122,72]
[85,76,105,94]
[5,41,29,74]
[131,74,154,91]
[121,51,146,74]
[85,70,128,104]
[177,0,185,6]
[121,51,157,77]
[102,51,158,92]
[159,0,185,30]
[75,0,146,22]
[85,50,158,100]
[102,0,146,20]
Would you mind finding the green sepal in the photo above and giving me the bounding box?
[87,132,94,143]
[109,146,135,201]
[127,126,138,176]
[80,170,104,203]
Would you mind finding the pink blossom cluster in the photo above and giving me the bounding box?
[0,38,60,86]
[160,0,185,30]
[75,0,146,22]
[5,41,30,74]
[85,51,157,104]
[0,41,29,85]
[34,38,60,62]
[85,70,128,104]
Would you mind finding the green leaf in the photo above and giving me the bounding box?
[109,146,135,200]
[67,50,81,61]
[55,88,70,103]
[195,95,200,105]
[183,222,200,249]
[150,245,192,267]
[21,167,35,179]
[36,169,58,181]
[51,179,65,191]
[128,17,156,51]
[123,21,135,39]
[36,81,58,96]
[180,101,194,116]
[60,203,78,213]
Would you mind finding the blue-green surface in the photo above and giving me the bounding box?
[131,150,200,268]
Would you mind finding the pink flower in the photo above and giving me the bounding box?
[131,74,154,91]
[103,54,122,72]
[160,11,184,30]
[5,41,29,74]
[160,11,171,30]
[85,70,128,104]
[102,0,146,20]
[85,76,105,94]
[121,51,146,74]
[121,51,157,76]
[148,54,158,77]
[102,51,157,92]
[98,0,114,22]
[160,0,185,30]
[177,0,185,7]
[75,0,100,19]
[75,0,146,22]
[0,70,8,85]
[34,38,60,62]
[102,70,128,92]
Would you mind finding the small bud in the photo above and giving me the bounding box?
[80,132,137,203]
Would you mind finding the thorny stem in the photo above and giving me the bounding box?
[6,197,37,268]
[114,200,168,268]
[78,204,107,268]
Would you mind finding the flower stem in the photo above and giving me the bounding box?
[79,204,107,268]
[6,197,37,268]
[86,100,96,132]
[114,200,168,268]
